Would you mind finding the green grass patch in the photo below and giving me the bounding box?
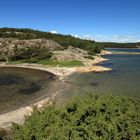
[7,60,24,64]
[11,95,140,140]
[8,59,84,67]
[36,60,84,67]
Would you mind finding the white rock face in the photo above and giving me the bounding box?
[0,38,62,60]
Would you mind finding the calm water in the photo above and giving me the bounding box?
[0,67,64,113]
[106,48,140,53]
[57,48,140,103]
[1,49,140,112]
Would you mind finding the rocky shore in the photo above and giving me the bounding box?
[0,92,61,129]
[0,54,111,128]
[0,54,111,79]
[0,45,113,129]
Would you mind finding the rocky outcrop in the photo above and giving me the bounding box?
[52,46,109,66]
[100,50,112,55]
[76,66,112,73]
[0,38,62,51]
[0,38,62,60]
[51,46,88,61]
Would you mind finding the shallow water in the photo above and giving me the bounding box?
[0,67,61,113]
[1,49,140,112]
[57,49,140,103]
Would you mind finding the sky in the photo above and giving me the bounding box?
[0,0,140,42]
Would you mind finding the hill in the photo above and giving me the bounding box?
[0,28,139,49]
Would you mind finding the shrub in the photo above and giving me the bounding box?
[5,46,52,62]
[84,55,95,60]
[12,95,140,140]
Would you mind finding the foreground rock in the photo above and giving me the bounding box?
[0,93,57,128]
[0,75,69,129]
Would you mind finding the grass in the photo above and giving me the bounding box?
[36,60,84,67]
[7,59,84,67]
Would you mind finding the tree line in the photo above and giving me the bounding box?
[0,28,139,54]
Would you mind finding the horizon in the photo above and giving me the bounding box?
[0,0,140,43]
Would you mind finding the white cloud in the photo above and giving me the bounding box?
[108,35,140,43]
[71,33,140,43]
[84,34,140,43]
[72,34,79,38]
[50,30,57,34]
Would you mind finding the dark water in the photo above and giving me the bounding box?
[57,49,140,103]
[0,67,62,113]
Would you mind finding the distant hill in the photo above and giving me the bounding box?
[97,42,140,48]
[0,28,96,50]
[0,28,139,49]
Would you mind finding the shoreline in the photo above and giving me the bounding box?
[0,55,111,128]
[0,89,66,129]
[0,55,111,80]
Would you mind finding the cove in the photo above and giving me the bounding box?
[0,67,59,114]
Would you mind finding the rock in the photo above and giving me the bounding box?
[100,50,112,55]
[0,38,62,51]
[51,46,88,61]
[0,38,62,60]
[76,66,111,73]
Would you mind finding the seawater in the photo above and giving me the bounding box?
[57,48,140,103]
[0,67,61,113]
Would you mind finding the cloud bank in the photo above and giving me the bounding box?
[49,30,140,43]
[81,34,140,43]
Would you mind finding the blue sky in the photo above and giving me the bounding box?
[0,0,140,42]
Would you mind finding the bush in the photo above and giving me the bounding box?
[88,44,102,55]
[12,95,140,140]
[84,55,95,60]
[6,46,52,62]
[93,45,101,54]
